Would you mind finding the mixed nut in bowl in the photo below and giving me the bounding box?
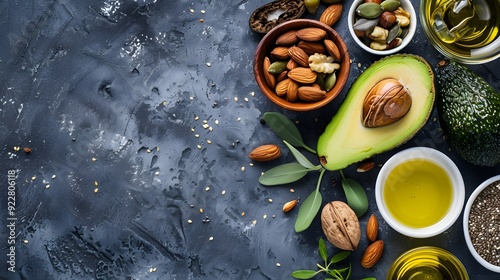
[463,174,500,272]
[348,0,417,55]
[253,19,350,111]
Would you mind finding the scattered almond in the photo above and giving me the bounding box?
[357,160,375,172]
[249,144,281,161]
[361,240,384,268]
[283,199,298,213]
[366,214,379,242]
[320,3,343,27]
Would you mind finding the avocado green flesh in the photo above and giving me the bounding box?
[436,61,500,167]
[317,55,435,171]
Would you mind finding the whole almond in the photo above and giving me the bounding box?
[298,86,327,102]
[276,30,299,45]
[288,46,310,67]
[249,144,281,161]
[271,46,290,60]
[297,41,326,55]
[287,79,299,101]
[288,67,317,84]
[320,4,343,26]
[283,199,298,213]
[324,39,342,61]
[366,214,379,242]
[361,240,384,268]
[275,79,290,96]
[263,57,276,89]
[296,27,327,42]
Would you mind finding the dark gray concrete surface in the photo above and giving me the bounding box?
[1,0,499,279]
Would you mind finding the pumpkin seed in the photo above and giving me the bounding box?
[268,61,288,74]
[381,0,401,12]
[316,74,325,90]
[386,24,401,44]
[356,3,383,19]
[353,18,379,34]
[324,72,337,91]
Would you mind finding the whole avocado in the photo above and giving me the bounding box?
[436,60,500,167]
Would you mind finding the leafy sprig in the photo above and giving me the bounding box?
[291,238,352,279]
[259,112,369,232]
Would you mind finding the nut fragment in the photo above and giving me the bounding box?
[357,160,375,172]
[321,201,361,251]
[283,199,298,212]
[361,240,384,268]
[366,214,379,241]
[362,78,412,127]
[249,144,281,161]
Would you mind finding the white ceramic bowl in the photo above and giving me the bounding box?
[375,147,465,238]
[463,175,500,273]
[348,0,417,55]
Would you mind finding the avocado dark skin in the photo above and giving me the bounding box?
[436,60,500,167]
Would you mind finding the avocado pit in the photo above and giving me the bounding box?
[362,78,412,128]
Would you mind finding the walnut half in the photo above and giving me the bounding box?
[321,201,361,251]
[362,78,412,128]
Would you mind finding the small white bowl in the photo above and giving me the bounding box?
[348,0,417,55]
[375,147,465,238]
[463,175,500,273]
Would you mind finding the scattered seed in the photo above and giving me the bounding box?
[189,8,194,13]
[237,117,241,122]
[221,190,226,195]
[244,97,249,102]
[94,181,99,186]
[188,219,193,224]
[276,263,281,267]
[52,175,56,179]
[206,62,211,67]
[241,166,245,172]
[215,119,219,125]
[194,116,199,121]
[195,134,200,138]
[268,198,273,203]
[206,140,212,144]
[94,188,99,193]
[31,176,36,181]
[24,147,31,153]
[146,149,151,153]
[199,19,204,22]
[197,144,202,149]
[14,146,20,151]
[201,9,206,14]
[252,220,257,225]
[251,91,255,96]
[290,189,295,193]
[91,157,97,162]
[209,236,214,241]
[199,208,204,213]
[263,214,267,219]
[45,185,50,189]
[205,186,210,191]
[23,240,29,244]
[234,97,238,102]
[241,212,245,216]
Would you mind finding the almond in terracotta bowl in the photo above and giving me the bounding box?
[253,19,350,111]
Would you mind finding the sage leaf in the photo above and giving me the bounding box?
[295,169,325,232]
[330,251,351,264]
[259,162,309,186]
[291,270,319,279]
[341,178,369,217]
[318,238,328,263]
[263,112,316,154]
[283,140,318,170]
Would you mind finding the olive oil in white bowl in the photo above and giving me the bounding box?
[375,147,465,238]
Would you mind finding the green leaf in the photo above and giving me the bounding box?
[263,112,316,154]
[330,251,351,264]
[341,178,369,217]
[318,238,328,263]
[283,140,318,169]
[346,262,352,280]
[294,169,325,232]
[291,270,319,279]
[259,162,310,186]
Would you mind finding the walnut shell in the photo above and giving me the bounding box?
[321,201,361,251]
[362,78,412,128]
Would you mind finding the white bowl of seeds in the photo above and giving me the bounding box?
[463,174,500,273]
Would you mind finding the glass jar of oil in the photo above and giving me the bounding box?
[387,246,469,280]
[420,0,500,63]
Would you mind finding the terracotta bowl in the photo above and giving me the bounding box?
[253,19,350,111]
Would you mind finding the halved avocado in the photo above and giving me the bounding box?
[317,54,435,171]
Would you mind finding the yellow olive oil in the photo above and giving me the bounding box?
[387,247,469,280]
[384,159,453,228]
[422,0,500,57]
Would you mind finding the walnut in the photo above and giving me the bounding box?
[308,53,340,74]
[321,201,361,251]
